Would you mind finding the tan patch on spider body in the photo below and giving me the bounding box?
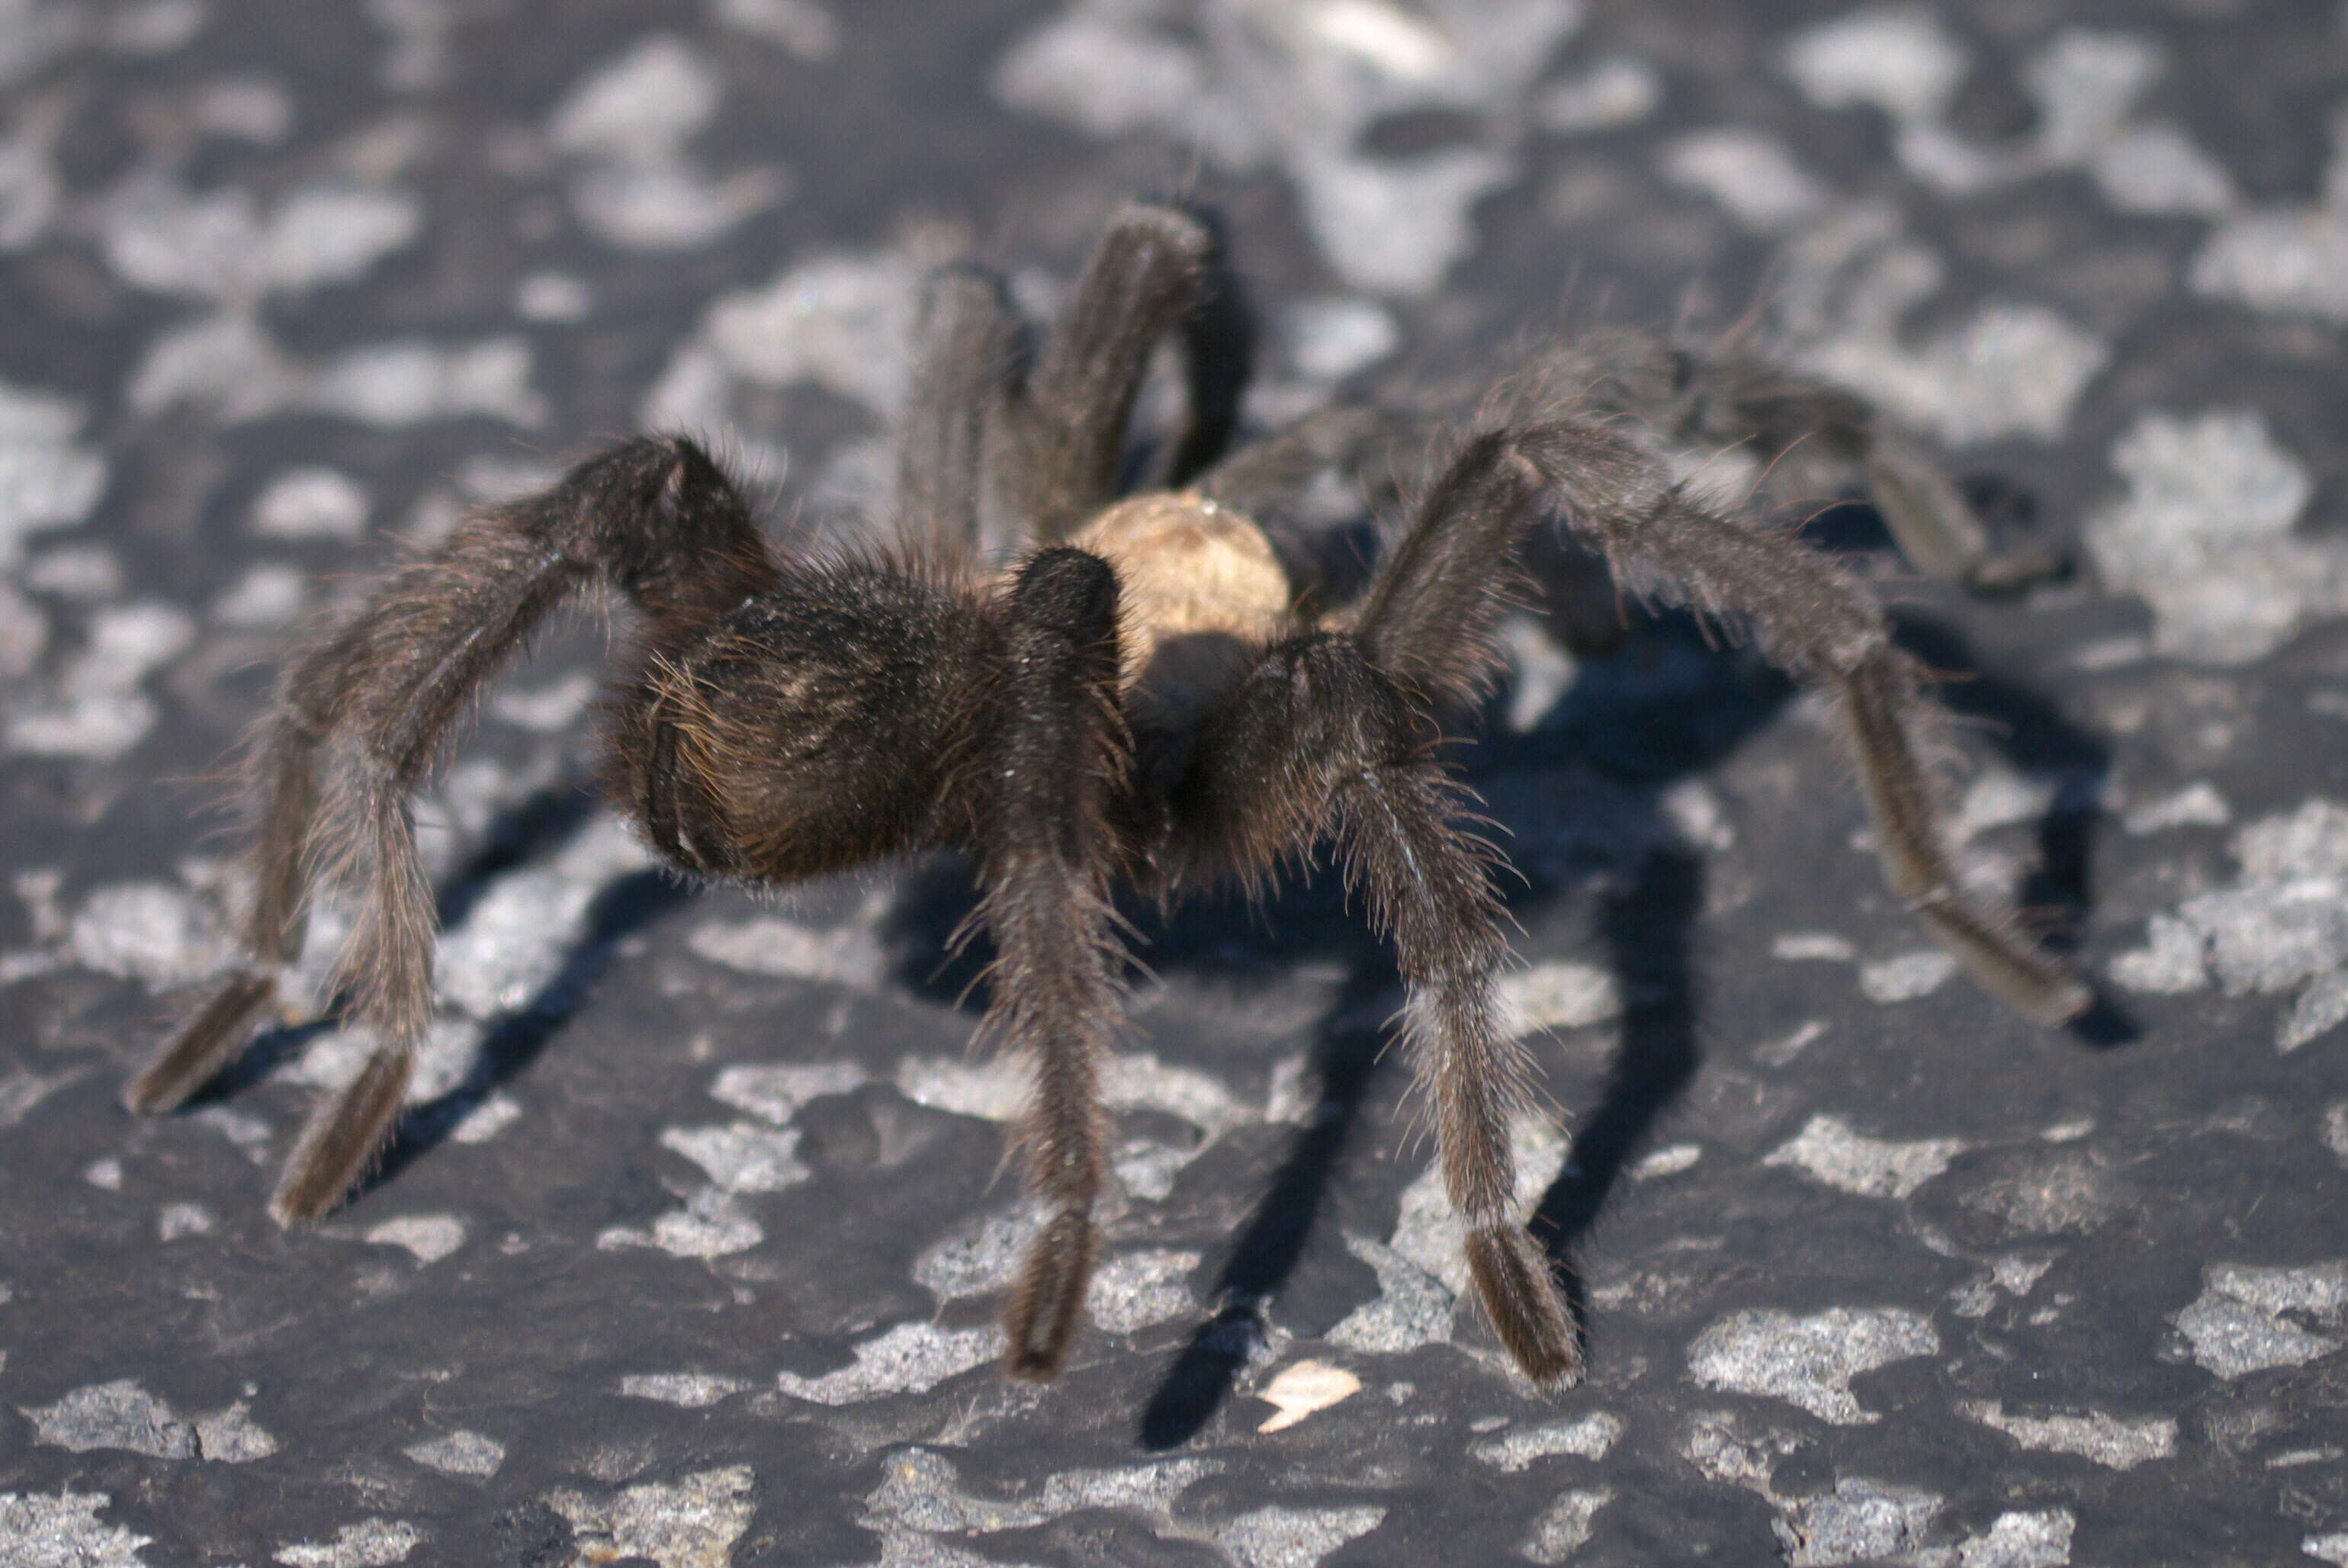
[1065,492,1294,728]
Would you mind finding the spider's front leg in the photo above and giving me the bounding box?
[968,548,1135,1378]
[128,439,776,1223]
[1173,448,1582,1384]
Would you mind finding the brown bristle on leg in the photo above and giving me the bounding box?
[270,1046,413,1225]
[1466,1224,1582,1387]
[126,969,279,1114]
[1004,1210,1097,1381]
[1465,1220,1578,1380]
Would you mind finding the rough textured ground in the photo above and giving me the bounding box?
[2,2,2346,1564]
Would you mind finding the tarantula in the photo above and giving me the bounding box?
[127,201,2088,1386]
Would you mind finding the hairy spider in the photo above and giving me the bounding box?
[127,200,2089,1386]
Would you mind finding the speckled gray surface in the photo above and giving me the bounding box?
[2,2,2346,1564]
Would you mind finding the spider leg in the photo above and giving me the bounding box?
[130,439,776,1224]
[1174,630,1579,1384]
[966,548,1133,1379]
[265,531,589,1223]
[1698,355,2038,590]
[1537,328,2054,591]
[995,201,1235,541]
[1492,421,2089,1024]
[124,532,588,1128]
[898,265,1020,558]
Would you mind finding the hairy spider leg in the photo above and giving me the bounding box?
[988,201,1243,544]
[966,549,1133,1378]
[1514,327,2051,592]
[1495,419,2091,1024]
[1174,435,1580,1383]
[129,439,779,1223]
[899,265,1021,559]
[898,205,1256,1377]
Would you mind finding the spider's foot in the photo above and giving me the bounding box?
[1916,899,2093,1028]
[125,968,280,1114]
[1468,1223,1583,1388]
[1004,1210,1097,1381]
[270,1046,413,1225]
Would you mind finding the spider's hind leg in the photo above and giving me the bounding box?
[1697,352,2061,592]
[898,265,1021,560]
[1528,326,2060,592]
[993,201,1249,542]
[130,439,776,1224]
[1498,418,2092,1025]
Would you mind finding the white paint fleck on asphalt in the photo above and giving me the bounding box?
[709,1059,867,1124]
[544,1467,754,1568]
[156,1202,214,1241]
[1958,1400,2176,1469]
[1688,1306,1938,1424]
[1773,1476,1942,1568]
[2193,109,2348,323]
[597,1186,763,1259]
[616,1372,750,1407]
[274,1518,423,1567]
[2109,799,2348,1049]
[1521,1486,1614,1564]
[2086,409,2333,665]
[659,1120,808,1194]
[1470,1409,1623,1470]
[250,466,370,540]
[66,880,226,988]
[1765,1113,1965,1200]
[1497,960,1621,1038]
[687,913,884,989]
[402,1429,504,1477]
[22,1380,194,1458]
[1956,1508,2076,1568]
[364,1214,466,1264]
[1856,950,1959,1004]
[775,1322,995,1404]
[0,1492,153,1568]
[1216,1503,1386,1568]
[1090,1247,1200,1334]
[10,603,197,760]
[2123,782,2231,834]
[2172,1260,2348,1377]
[1663,130,1828,232]
[194,1400,278,1464]
[1280,297,1399,383]
[1538,56,1658,132]
[1328,1233,1454,1354]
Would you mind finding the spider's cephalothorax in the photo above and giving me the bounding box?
[127,202,2089,1386]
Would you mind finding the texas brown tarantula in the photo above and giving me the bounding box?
[127,200,2089,1386]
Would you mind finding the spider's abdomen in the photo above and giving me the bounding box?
[610,564,992,882]
[1065,492,1293,733]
